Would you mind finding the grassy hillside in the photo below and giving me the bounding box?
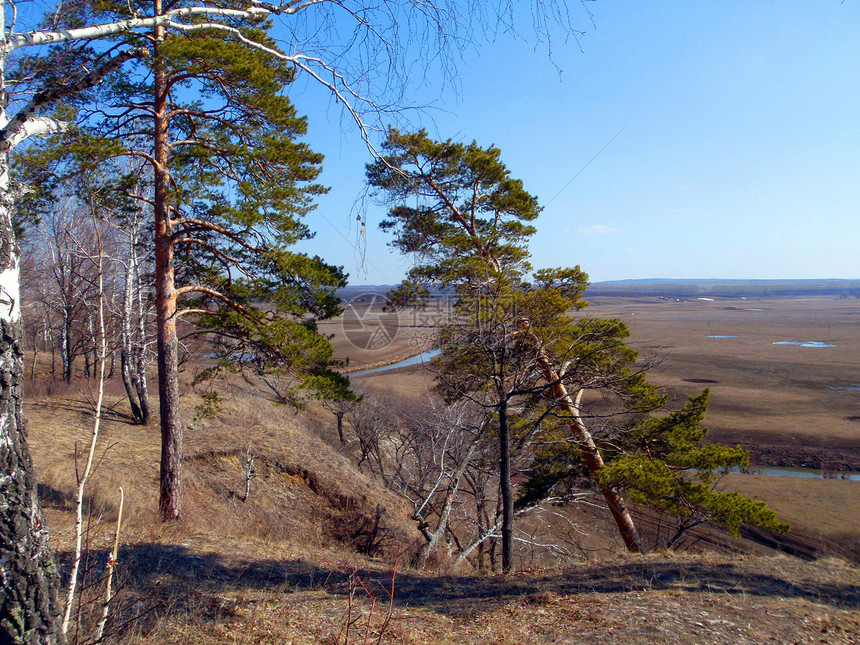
[25,354,860,644]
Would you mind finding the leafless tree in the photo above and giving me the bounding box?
[114,186,154,425]
[33,199,97,381]
[342,386,589,570]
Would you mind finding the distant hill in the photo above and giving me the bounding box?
[585,279,860,299]
[337,285,392,302]
[337,284,451,302]
[341,280,860,301]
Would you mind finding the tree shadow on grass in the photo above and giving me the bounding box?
[38,483,119,519]
[56,541,859,634]
[30,396,137,427]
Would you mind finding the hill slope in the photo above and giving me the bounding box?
[24,365,860,644]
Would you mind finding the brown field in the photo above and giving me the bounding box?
[321,299,440,371]
[585,296,860,471]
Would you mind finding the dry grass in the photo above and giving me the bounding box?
[71,550,860,644]
[585,296,860,545]
[343,297,860,550]
[26,356,422,642]
[723,475,860,538]
[29,362,416,551]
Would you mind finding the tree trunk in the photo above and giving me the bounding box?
[121,231,143,423]
[83,344,91,379]
[86,315,97,379]
[498,395,513,572]
[130,214,150,425]
[60,312,71,382]
[418,431,482,566]
[29,338,37,381]
[476,500,486,570]
[335,410,344,443]
[0,159,64,644]
[153,14,183,521]
[134,350,151,425]
[49,328,56,380]
[538,355,642,553]
[489,531,498,572]
[120,349,143,423]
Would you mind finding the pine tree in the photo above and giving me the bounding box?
[368,129,652,566]
[369,129,788,563]
[30,3,351,520]
[599,390,789,549]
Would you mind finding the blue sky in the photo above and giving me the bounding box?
[289,1,860,285]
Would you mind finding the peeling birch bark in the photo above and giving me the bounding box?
[0,48,64,640]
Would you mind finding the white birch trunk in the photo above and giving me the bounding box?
[60,221,108,637]
[120,229,143,422]
[0,5,64,639]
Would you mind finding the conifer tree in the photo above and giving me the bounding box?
[32,2,355,520]
[368,129,651,565]
[369,129,787,564]
[599,390,789,549]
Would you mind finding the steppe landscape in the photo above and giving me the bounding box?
[5,3,860,644]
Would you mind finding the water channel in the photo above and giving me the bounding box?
[772,341,836,348]
[348,348,443,377]
[741,467,859,481]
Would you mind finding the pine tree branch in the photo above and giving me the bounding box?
[170,218,266,253]
[174,285,251,318]
[172,237,254,277]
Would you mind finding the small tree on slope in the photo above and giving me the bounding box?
[599,390,789,549]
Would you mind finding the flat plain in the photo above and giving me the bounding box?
[584,296,860,471]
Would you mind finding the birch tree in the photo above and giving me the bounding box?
[0,215,65,644]
[33,201,96,382]
[117,196,153,425]
[0,3,139,640]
